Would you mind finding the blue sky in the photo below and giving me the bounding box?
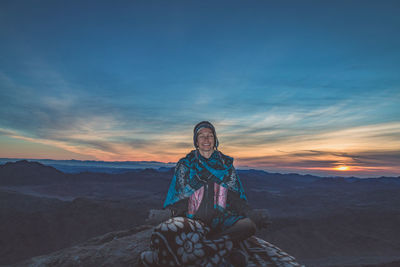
[1,0,399,177]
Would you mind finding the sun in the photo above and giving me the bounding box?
[335,166,349,171]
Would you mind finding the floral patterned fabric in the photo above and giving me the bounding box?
[140,217,233,267]
[140,217,306,267]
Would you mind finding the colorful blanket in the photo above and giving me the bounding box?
[140,217,305,267]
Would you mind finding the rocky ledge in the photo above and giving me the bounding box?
[12,209,300,267]
[13,225,154,267]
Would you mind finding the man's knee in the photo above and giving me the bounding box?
[231,217,256,240]
[241,217,256,236]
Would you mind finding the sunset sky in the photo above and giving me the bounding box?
[1,1,399,177]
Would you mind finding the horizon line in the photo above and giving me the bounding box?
[1,157,399,179]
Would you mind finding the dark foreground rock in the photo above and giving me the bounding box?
[13,224,306,267]
[13,225,154,267]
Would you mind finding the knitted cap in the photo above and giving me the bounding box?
[193,121,219,149]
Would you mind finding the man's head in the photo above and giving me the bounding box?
[193,121,219,150]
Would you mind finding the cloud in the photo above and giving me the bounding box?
[235,148,400,178]
[237,153,338,168]
[1,54,399,177]
[0,128,17,136]
[240,149,400,167]
[346,150,400,167]
[173,142,193,149]
[230,121,400,177]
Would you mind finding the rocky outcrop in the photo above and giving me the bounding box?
[14,223,306,267]
[13,210,172,267]
[13,210,303,267]
[14,225,154,267]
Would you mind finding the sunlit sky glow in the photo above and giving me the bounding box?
[1,1,399,177]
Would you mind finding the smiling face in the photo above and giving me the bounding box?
[196,127,215,154]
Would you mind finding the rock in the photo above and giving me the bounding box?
[13,225,154,267]
[145,209,171,225]
[13,210,304,267]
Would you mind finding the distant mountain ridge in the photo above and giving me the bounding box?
[0,158,176,165]
[1,158,399,179]
[0,158,176,174]
[0,160,67,185]
[1,160,400,188]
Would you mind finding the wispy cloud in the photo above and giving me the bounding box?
[1,65,399,174]
[232,121,400,177]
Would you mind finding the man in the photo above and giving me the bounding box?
[141,121,266,267]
